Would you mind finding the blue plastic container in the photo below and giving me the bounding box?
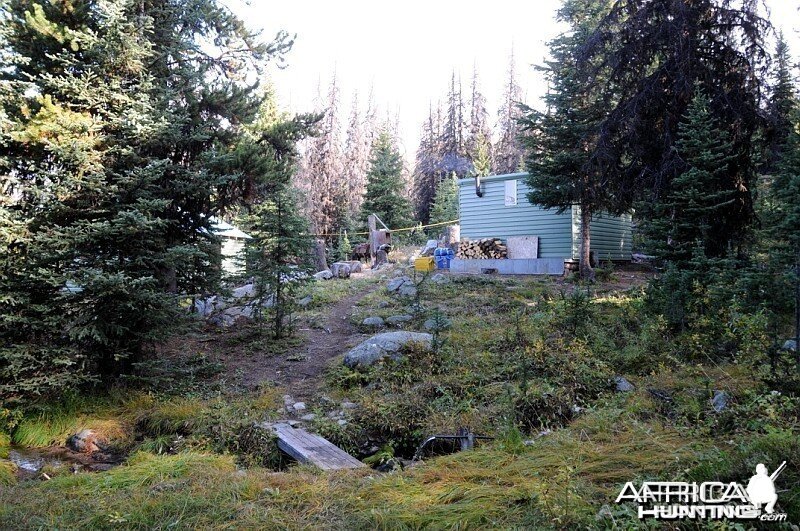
[433,247,454,269]
[433,248,446,269]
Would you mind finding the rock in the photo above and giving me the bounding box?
[387,274,418,300]
[712,390,729,413]
[430,273,449,284]
[420,239,439,257]
[398,284,417,298]
[300,413,316,421]
[423,319,436,330]
[293,402,306,411]
[283,395,293,405]
[647,388,673,402]
[362,316,385,327]
[330,262,352,279]
[298,295,313,307]
[378,301,390,308]
[375,457,401,472]
[782,339,797,351]
[340,401,358,410]
[232,283,255,299]
[344,261,363,274]
[287,420,301,428]
[66,429,102,453]
[343,331,434,368]
[193,295,225,316]
[313,270,333,281]
[386,276,411,293]
[386,314,412,325]
[614,376,635,392]
[337,419,348,426]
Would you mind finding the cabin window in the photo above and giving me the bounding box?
[504,180,517,206]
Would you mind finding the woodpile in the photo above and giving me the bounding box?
[456,238,508,259]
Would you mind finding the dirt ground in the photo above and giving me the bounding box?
[156,278,379,399]
[157,262,652,399]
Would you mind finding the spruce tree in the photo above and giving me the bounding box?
[766,34,797,173]
[246,185,313,339]
[471,132,492,178]
[494,50,525,175]
[360,130,413,231]
[0,1,174,400]
[770,104,800,363]
[582,0,769,253]
[644,86,737,265]
[428,172,459,227]
[521,0,612,280]
[0,0,293,402]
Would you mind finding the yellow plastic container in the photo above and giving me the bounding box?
[414,256,436,272]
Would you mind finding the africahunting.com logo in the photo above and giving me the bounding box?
[616,462,788,522]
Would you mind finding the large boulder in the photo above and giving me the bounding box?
[313,269,333,281]
[344,261,363,274]
[232,283,255,299]
[344,331,433,368]
[193,295,225,316]
[330,262,352,279]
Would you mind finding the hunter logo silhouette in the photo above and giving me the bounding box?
[746,462,785,514]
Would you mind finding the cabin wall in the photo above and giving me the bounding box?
[458,175,573,259]
[570,206,633,261]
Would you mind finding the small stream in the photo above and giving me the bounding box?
[7,446,120,479]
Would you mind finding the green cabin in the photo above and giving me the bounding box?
[455,172,632,273]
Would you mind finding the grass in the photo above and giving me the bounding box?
[0,408,697,529]
[3,265,799,528]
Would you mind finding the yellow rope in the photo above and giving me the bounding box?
[306,219,460,238]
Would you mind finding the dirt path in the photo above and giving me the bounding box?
[155,281,380,397]
[266,286,377,396]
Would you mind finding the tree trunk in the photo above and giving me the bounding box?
[579,206,595,282]
[314,238,328,272]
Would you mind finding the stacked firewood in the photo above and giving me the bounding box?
[456,238,508,259]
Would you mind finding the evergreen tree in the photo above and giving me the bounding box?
[361,130,413,230]
[766,33,797,172]
[0,0,292,402]
[494,50,525,174]
[428,172,459,227]
[770,104,800,362]
[472,131,492,178]
[246,185,313,339]
[301,74,345,238]
[643,87,738,265]
[466,65,492,163]
[0,1,173,400]
[522,0,612,280]
[342,92,370,218]
[582,0,769,256]
[412,103,444,222]
[337,231,352,262]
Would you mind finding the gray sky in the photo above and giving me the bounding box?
[229,0,800,159]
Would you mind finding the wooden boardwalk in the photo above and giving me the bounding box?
[269,422,366,470]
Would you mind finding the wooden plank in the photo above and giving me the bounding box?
[271,423,365,470]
